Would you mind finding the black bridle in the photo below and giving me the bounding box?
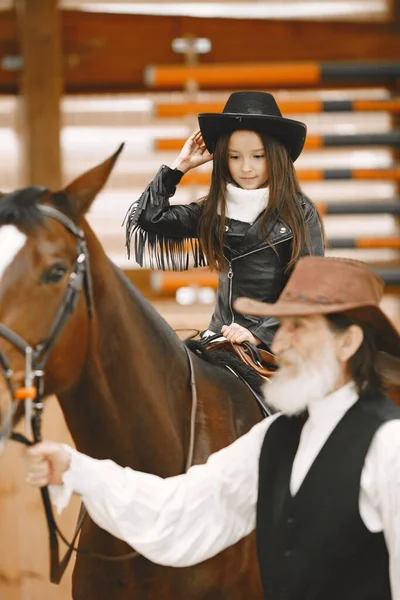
[0,204,94,584]
[1,204,199,584]
[1,205,93,441]
[0,204,93,435]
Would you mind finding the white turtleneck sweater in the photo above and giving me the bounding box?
[51,382,400,596]
[219,183,269,223]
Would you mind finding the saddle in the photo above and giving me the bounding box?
[204,336,277,379]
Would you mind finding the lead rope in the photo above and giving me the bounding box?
[12,344,198,582]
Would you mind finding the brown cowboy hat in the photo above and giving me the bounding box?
[198,91,306,162]
[234,256,400,359]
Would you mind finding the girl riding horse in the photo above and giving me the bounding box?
[125,91,325,350]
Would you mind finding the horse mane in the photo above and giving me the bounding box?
[110,261,191,347]
[183,339,264,396]
[0,187,74,230]
[0,186,47,229]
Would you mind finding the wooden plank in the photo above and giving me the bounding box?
[0,11,400,93]
[14,0,62,188]
[59,13,400,93]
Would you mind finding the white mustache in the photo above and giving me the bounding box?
[276,350,303,369]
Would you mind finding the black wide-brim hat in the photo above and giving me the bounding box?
[198,91,307,162]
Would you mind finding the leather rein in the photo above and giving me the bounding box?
[0,205,199,584]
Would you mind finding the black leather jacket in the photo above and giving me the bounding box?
[126,165,325,348]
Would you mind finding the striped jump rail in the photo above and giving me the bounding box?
[155,97,400,118]
[316,200,400,216]
[375,269,400,288]
[145,61,400,89]
[178,167,400,186]
[149,266,400,295]
[150,237,400,270]
[155,132,400,152]
[150,270,217,293]
[328,238,400,250]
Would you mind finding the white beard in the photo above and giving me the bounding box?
[262,342,341,416]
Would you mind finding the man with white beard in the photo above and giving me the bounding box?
[25,256,400,599]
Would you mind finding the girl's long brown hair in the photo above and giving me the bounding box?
[198,132,323,272]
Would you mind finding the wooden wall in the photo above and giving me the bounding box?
[0,11,398,93]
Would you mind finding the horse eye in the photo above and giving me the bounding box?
[41,263,68,284]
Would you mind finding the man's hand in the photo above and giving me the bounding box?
[221,324,260,345]
[171,129,213,174]
[25,441,72,487]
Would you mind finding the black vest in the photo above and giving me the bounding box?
[257,390,400,600]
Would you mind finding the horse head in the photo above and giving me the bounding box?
[0,145,123,447]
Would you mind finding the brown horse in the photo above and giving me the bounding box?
[0,148,263,599]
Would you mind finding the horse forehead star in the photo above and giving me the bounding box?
[0,225,27,281]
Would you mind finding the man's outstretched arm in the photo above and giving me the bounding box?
[26,415,278,567]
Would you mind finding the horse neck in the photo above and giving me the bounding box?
[59,224,191,476]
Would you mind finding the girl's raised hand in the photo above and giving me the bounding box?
[171,130,213,174]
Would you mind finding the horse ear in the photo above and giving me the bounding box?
[63,143,124,219]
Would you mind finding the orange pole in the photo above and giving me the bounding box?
[156,102,226,118]
[178,168,400,186]
[155,139,185,151]
[314,203,326,216]
[151,271,218,293]
[151,266,400,294]
[353,98,400,113]
[352,168,400,180]
[155,97,400,117]
[385,286,400,295]
[181,172,211,186]
[304,136,323,150]
[155,135,323,152]
[145,62,321,89]
[297,170,325,181]
[356,238,400,249]
[180,171,323,186]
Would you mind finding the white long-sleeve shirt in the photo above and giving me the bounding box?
[51,382,400,596]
